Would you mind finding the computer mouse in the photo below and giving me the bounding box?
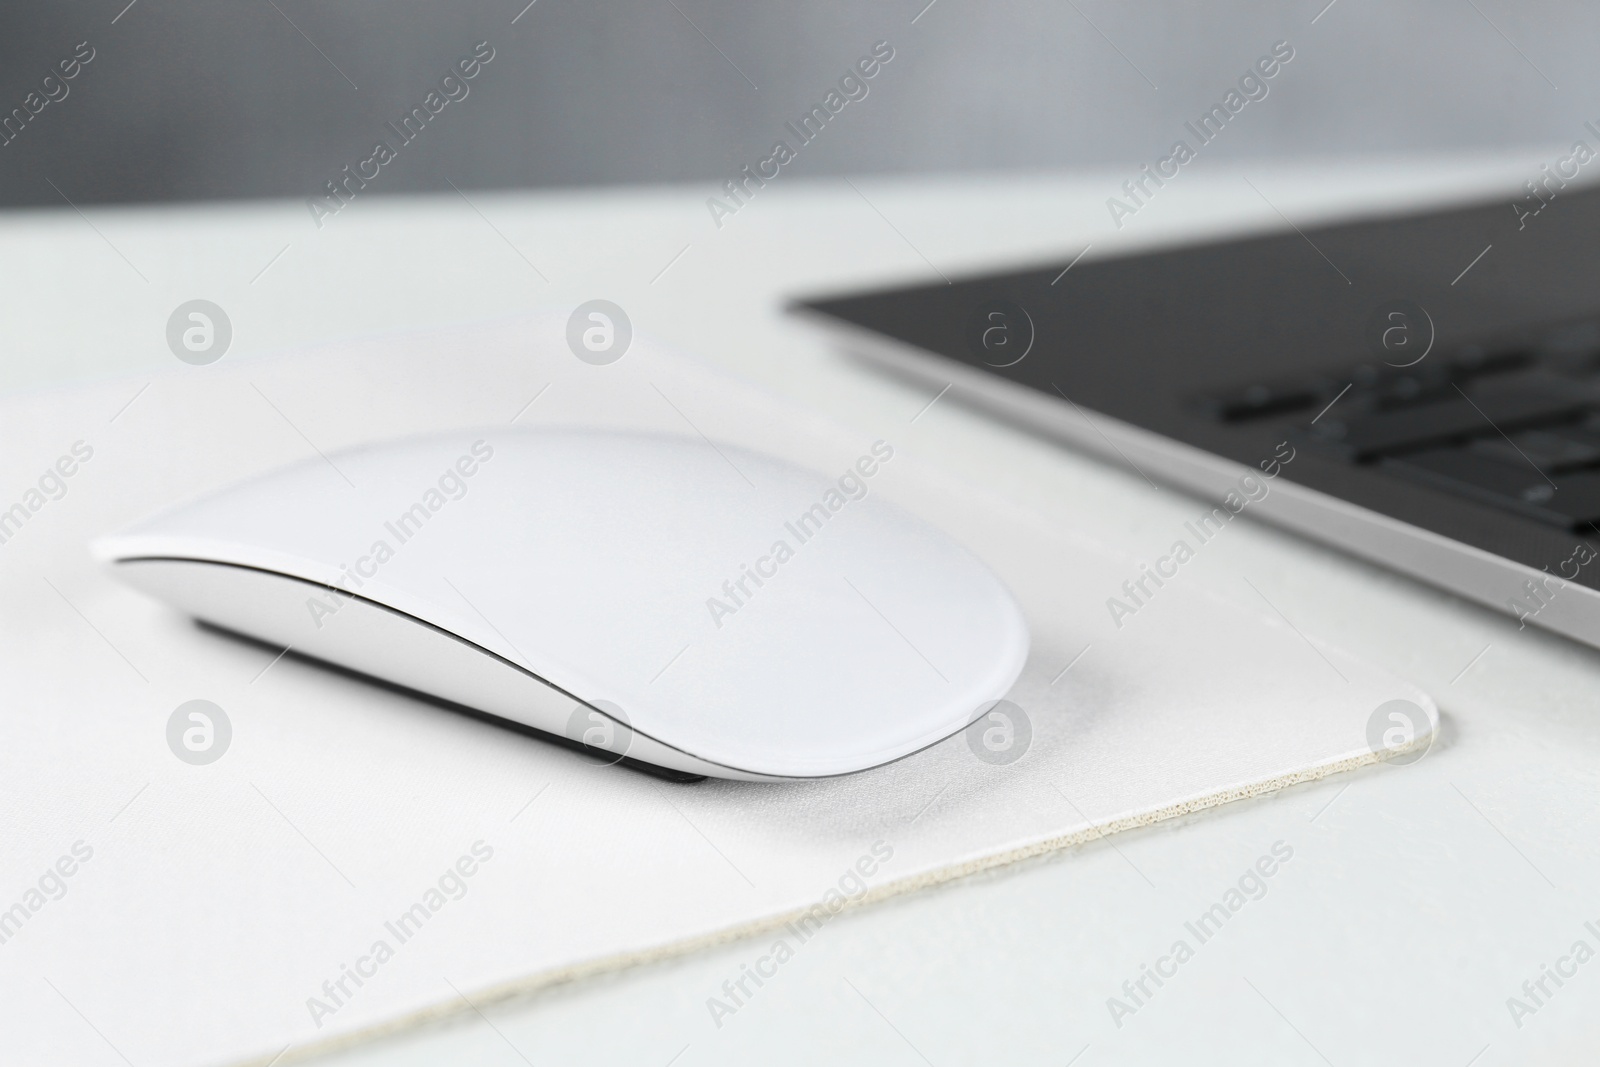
[94,429,1030,781]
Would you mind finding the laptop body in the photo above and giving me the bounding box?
[791,178,1600,649]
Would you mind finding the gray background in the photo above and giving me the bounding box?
[0,0,1586,205]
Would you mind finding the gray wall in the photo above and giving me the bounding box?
[0,0,1589,207]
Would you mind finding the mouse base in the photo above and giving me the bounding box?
[114,556,786,779]
[195,618,707,783]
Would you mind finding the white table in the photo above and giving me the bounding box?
[7,154,1597,1066]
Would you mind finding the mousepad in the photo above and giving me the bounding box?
[0,316,1435,1066]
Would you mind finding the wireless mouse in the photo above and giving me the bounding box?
[94,429,1030,780]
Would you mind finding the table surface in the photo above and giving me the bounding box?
[7,154,1599,1066]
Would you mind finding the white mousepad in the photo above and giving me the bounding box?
[0,316,1434,1066]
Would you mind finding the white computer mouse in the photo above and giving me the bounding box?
[94,429,1029,780]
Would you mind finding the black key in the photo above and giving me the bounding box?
[1372,373,1450,408]
[1200,380,1324,422]
[1347,361,1448,393]
[1295,364,1454,422]
[1383,447,1600,529]
[1302,373,1594,461]
[1468,425,1600,473]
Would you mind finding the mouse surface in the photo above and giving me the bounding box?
[94,429,1029,780]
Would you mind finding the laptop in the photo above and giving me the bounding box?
[790,178,1600,650]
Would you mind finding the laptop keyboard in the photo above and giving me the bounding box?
[1200,334,1600,533]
